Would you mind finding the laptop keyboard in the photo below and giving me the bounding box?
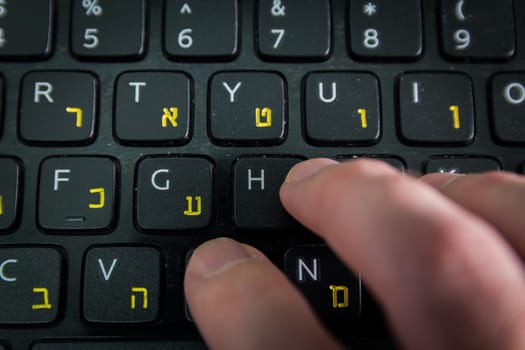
[1,0,524,348]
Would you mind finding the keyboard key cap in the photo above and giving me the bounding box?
[38,157,116,232]
[0,0,53,59]
[71,0,145,59]
[0,158,21,232]
[19,71,98,144]
[233,156,301,229]
[424,156,501,174]
[136,157,213,231]
[398,73,475,145]
[284,246,361,322]
[440,0,515,59]
[164,0,238,60]
[348,0,422,59]
[83,246,161,323]
[491,73,525,143]
[209,72,286,145]
[32,341,206,350]
[0,247,62,324]
[257,0,330,60]
[115,72,191,145]
[305,72,380,145]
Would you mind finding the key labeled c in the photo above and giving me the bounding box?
[0,259,18,282]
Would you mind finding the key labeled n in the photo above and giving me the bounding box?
[98,258,118,281]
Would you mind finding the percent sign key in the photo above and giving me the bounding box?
[83,0,103,16]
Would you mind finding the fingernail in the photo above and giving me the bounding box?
[187,238,254,279]
[284,158,338,184]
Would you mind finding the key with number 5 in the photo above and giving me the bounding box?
[71,0,145,59]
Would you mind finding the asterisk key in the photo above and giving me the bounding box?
[363,2,377,16]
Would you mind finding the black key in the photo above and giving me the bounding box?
[424,156,501,174]
[0,247,62,324]
[521,162,525,174]
[209,72,286,145]
[164,0,238,60]
[0,0,53,59]
[32,341,206,350]
[71,0,145,59]
[348,0,422,59]
[440,0,515,59]
[284,246,361,322]
[19,72,98,144]
[257,0,330,60]
[115,72,191,145]
[233,156,301,229]
[83,246,161,323]
[38,157,116,232]
[491,73,525,144]
[398,73,474,145]
[305,72,380,145]
[0,158,21,232]
[136,157,213,231]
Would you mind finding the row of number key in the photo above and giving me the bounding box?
[0,0,518,60]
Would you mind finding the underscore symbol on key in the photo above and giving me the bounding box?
[82,0,103,16]
[271,0,286,16]
[363,2,377,16]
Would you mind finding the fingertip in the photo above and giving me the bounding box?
[186,237,262,279]
[283,158,339,185]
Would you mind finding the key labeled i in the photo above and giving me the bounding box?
[398,72,474,144]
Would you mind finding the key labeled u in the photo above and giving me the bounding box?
[318,82,337,103]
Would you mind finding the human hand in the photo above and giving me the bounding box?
[184,158,525,350]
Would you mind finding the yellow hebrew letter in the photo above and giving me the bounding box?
[255,107,272,127]
[0,195,3,216]
[162,107,179,128]
[449,105,461,129]
[130,287,148,309]
[32,287,52,310]
[357,108,368,129]
[329,285,349,308]
[89,188,105,209]
[184,196,202,216]
[66,107,83,128]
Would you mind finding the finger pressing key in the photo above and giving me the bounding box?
[280,159,525,350]
[184,238,342,350]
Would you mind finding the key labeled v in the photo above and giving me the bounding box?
[98,258,118,281]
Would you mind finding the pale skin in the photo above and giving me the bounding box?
[184,158,525,350]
